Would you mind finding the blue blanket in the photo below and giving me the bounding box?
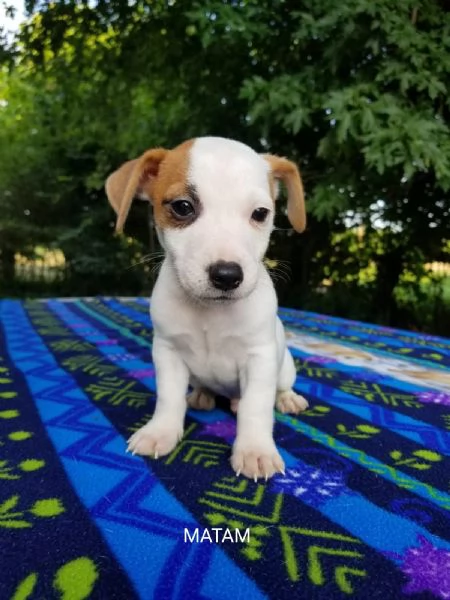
[0,298,449,599]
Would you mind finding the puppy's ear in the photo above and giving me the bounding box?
[105,148,168,233]
[263,154,306,233]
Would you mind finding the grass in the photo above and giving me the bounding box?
[442,277,450,302]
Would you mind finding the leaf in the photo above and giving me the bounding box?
[229,519,245,530]
[390,450,402,460]
[284,107,310,134]
[251,524,270,536]
[356,424,380,434]
[0,410,19,419]
[247,536,263,548]
[242,546,261,561]
[30,498,65,517]
[0,494,19,514]
[8,431,33,441]
[413,450,442,462]
[410,463,431,471]
[19,459,45,472]
[11,573,38,600]
[0,392,18,399]
[53,557,99,600]
[0,519,31,528]
[336,424,347,432]
[336,112,352,144]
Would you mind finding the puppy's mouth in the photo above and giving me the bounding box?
[199,294,237,303]
[211,296,235,302]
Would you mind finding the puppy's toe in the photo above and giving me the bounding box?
[230,398,240,414]
[187,388,216,411]
[127,421,182,458]
[276,390,309,414]
[231,440,285,481]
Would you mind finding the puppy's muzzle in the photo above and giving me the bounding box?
[208,261,243,291]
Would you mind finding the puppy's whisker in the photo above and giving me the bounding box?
[267,260,291,276]
[268,268,291,284]
[272,263,291,274]
[268,260,291,272]
[274,259,291,267]
[149,261,164,277]
[127,253,165,271]
[273,271,291,282]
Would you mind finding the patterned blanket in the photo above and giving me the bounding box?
[0,298,449,600]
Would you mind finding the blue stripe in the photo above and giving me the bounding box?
[274,456,450,556]
[104,298,152,326]
[49,300,450,558]
[277,413,450,511]
[290,347,450,452]
[1,300,265,600]
[280,307,450,349]
[76,300,450,455]
[286,327,450,371]
[287,313,450,357]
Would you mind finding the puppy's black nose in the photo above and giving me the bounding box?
[208,261,243,291]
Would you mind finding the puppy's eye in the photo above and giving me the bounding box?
[170,199,195,219]
[251,207,270,223]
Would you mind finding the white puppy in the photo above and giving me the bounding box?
[106,137,309,480]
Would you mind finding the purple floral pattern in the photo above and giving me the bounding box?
[271,463,348,506]
[400,536,450,598]
[304,355,337,365]
[104,353,138,363]
[96,339,119,346]
[201,419,236,441]
[415,391,450,406]
[129,369,155,379]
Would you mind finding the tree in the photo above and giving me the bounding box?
[1,0,449,331]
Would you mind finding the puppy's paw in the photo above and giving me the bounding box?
[127,421,183,458]
[231,439,285,481]
[276,390,309,414]
[187,388,216,411]
[230,398,240,414]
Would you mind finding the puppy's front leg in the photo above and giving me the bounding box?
[231,345,284,481]
[127,337,189,458]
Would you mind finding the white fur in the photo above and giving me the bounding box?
[127,137,308,480]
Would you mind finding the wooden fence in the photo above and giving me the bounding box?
[425,262,450,276]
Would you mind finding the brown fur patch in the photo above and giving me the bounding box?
[105,140,194,232]
[263,154,306,233]
[267,172,277,203]
[151,140,195,228]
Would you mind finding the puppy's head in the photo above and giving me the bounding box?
[106,137,306,302]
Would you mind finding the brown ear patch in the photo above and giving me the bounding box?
[150,139,195,229]
[105,139,195,233]
[263,154,306,233]
[105,148,168,233]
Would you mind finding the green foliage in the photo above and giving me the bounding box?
[53,557,99,600]
[0,0,449,333]
[30,498,65,517]
[11,557,98,600]
[11,572,38,600]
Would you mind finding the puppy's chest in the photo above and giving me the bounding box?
[165,320,247,394]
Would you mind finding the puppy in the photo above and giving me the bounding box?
[106,137,309,480]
